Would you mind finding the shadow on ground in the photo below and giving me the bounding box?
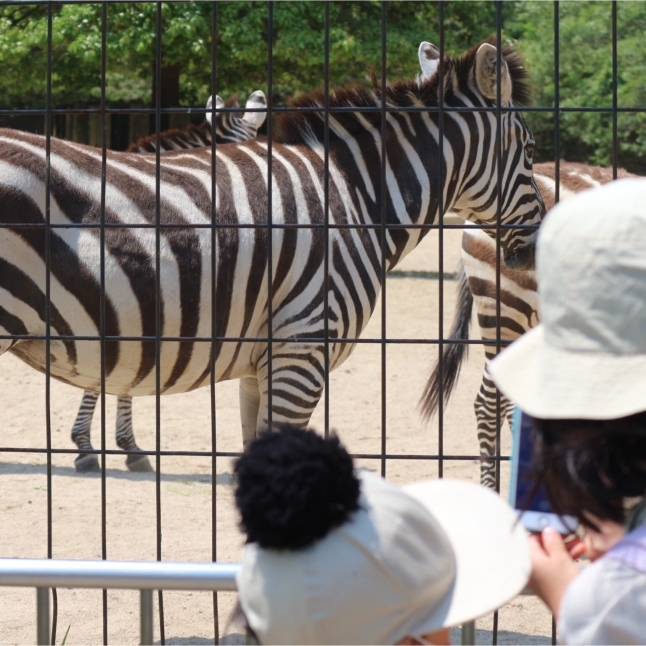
[450,627,552,645]
[158,633,244,645]
[0,461,234,485]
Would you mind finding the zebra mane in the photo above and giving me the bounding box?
[276,38,532,146]
[125,94,240,153]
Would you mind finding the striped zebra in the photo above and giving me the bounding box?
[126,91,267,153]
[71,91,267,472]
[420,161,637,488]
[0,39,544,474]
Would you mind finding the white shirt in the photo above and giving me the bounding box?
[558,557,646,644]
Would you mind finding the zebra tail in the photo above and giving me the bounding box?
[418,262,473,422]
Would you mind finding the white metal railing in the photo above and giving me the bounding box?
[0,558,240,644]
[0,558,477,645]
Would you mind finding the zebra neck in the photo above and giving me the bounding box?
[316,111,455,272]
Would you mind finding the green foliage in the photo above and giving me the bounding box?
[0,1,499,107]
[0,1,643,171]
[507,0,646,172]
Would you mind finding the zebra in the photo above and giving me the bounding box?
[70,91,268,472]
[0,38,544,475]
[420,161,638,488]
[126,91,268,153]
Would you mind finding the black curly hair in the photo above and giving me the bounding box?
[233,425,361,550]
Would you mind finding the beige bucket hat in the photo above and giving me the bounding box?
[237,474,530,645]
[489,177,646,419]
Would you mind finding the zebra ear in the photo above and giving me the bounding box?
[418,41,440,79]
[242,90,267,129]
[474,43,512,105]
[205,95,225,125]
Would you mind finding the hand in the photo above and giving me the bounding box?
[528,527,581,618]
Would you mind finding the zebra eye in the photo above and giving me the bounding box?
[525,143,535,159]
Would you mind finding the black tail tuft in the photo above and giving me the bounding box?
[419,263,473,421]
[233,425,360,550]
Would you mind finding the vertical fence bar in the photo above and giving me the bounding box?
[611,0,618,177]
[37,587,50,646]
[100,2,109,643]
[461,620,476,646]
[379,0,387,478]
[266,1,274,431]
[154,3,165,643]
[140,589,154,645]
[492,2,504,643]
[552,6,561,642]
[493,0,503,494]
[209,2,220,641]
[323,0,331,439]
[44,3,57,644]
[553,0,560,204]
[436,0,445,481]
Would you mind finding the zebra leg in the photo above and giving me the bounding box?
[71,390,101,472]
[474,365,511,490]
[253,351,325,439]
[240,376,261,450]
[115,396,153,472]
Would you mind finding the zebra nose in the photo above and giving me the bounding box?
[504,244,535,271]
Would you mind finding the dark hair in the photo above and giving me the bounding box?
[233,425,361,550]
[530,412,646,528]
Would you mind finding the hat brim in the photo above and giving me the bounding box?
[489,324,646,420]
[403,479,530,632]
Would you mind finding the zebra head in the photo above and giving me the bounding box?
[206,90,267,143]
[419,40,545,271]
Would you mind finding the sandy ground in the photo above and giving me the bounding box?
[0,229,554,645]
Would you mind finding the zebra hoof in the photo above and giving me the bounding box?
[75,454,100,473]
[126,453,154,473]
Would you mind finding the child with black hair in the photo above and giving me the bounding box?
[232,426,530,645]
[490,178,646,644]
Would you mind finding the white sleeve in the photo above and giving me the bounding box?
[558,559,646,645]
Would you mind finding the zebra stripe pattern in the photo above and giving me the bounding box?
[71,91,267,472]
[0,39,543,471]
[421,161,638,488]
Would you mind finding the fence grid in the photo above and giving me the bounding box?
[0,1,632,644]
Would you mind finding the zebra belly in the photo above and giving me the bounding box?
[9,337,260,397]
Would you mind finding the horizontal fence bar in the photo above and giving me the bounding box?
[0,559,239,592]
[0,222,537,231]
[0,447,511,462]
[2,105,646,117]
[0,335,508,345]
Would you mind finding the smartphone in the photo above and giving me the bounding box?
[509,408,578,534]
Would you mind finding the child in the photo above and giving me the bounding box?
[232,426,530,645]
[490,178,646,644]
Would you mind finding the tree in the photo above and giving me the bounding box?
[1,0,642,172]
[507,0,646,173]
[0,1,501,108]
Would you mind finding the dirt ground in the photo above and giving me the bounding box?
[0,229,554,644]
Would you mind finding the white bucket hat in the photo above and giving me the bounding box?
[489,177,646,419]
[236,474,530,645]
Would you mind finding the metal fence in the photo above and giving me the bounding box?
[0,559,239,645]
[0,0,636,643]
